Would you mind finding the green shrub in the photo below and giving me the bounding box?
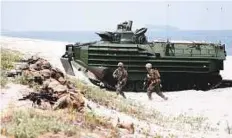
[1,48,22,70]
[1,48,23,87]
[1,70,8,87]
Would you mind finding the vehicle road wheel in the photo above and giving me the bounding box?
[124,81,135,92]
[135,81,145,92]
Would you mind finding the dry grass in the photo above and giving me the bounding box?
[0,70,9,88]
[0,48,40,90]
[0,48,23,87]
[1,109,79,138]
[0,107,119,138]
[69,78,214,133]
[13,74,41,92]
[1,48,23,70]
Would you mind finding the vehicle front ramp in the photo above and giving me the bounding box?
[60,57,75,76]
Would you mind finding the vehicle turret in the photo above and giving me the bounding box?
[96,20,148,44]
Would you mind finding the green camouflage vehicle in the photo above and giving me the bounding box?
[60,20,227,91]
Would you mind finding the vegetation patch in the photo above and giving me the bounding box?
[70,78,213,132]
[1,48,23,87]
[69,78,145,119]
[13,74,41,91]
[0,48,40,90]
[1,70,9,88]
[0,107,119,138]
[1,109,79,138]
[1,48,23,70]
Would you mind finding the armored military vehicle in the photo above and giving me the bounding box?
[60,20,227,92]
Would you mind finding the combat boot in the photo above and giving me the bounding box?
[164,97,168,100]
[115,84,120,95]
[156,91,168,101]
[119,92,127,99]
[147,91,152,100]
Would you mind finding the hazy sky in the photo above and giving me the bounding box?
[1,0,232,31]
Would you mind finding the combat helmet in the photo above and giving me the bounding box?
[117,62,124,67]
[145,63,152,69]
[32,55,39,61]
[42,61,51,69]
[40,69,51,79]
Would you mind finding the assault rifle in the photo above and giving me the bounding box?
[143,76,150,90]
[19,92,58,105]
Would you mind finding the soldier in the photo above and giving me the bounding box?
[41,60,51,70]
[113,62,128,99]
[40,69,51,80]
[28,55,40,64]
[145,63,168,100]
[51,67,66,84]
[52,91,85,112]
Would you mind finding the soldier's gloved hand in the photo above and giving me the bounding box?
[113,75,117,78]
[119,81,123,85]
[99,82,105,87]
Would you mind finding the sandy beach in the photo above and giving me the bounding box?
[1,36,232,138]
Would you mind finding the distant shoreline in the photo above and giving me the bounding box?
[1,35,71,43]
[1,30,231,55]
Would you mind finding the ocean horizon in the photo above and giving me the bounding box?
[1,30,231,55]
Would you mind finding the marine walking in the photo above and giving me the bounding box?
[113,62,128,99]
[145,63,168,100]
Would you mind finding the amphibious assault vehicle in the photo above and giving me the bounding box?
[60,20,227,92]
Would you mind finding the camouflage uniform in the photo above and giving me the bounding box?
[41,60,51,69]
[145,63,168,100]
[52,92,85,112]
[40,69,51,80]
[113,62,128,98]
[28,55,40,64]
[51,67,66,84]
